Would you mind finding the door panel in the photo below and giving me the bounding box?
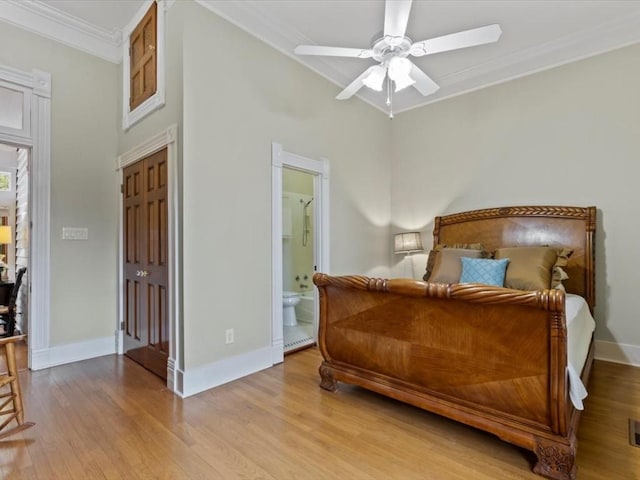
[129,2,157,110]
[123,148,168,379]
[123,161,144,353]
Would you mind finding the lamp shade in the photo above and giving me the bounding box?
[394,232,423,254]
[0,225,11,244]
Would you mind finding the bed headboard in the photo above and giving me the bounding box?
[433,206,596,311]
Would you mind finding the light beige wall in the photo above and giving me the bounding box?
[391,43,640,347]
[0,22,119,345]
[181,3,391,368]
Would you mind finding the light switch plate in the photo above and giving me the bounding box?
[62,227,88,240]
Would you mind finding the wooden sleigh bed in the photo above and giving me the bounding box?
[313,206,596,480]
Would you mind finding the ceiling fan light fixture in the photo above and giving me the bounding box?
[393,74,415,92]
[386,56,414,92]
[387,56,412,81]
[362,65,386,91]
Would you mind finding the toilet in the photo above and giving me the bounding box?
[283,291,301,326]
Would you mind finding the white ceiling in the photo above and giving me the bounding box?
[6,0,640,115]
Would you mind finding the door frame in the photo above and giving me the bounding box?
[271,142,329,363]
[0,64,51,370]
[116,124,180,391]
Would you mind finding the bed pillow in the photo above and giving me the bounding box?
[423,243,484,281]
[551,248,573,289]
[494,246,558,291]
[552,267,569,291]
[428,248,484,283]
[460,257,509,287]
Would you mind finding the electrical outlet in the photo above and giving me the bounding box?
[225,328,234,344]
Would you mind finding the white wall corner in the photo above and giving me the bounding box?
[31,336,117,371]
[594,340,640,367]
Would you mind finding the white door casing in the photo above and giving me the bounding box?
[271,142,329,363]
[0,64,51,370]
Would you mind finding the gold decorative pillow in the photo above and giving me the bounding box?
[551,248,573,289]
[494,246,559,291]
[552,266,569,291]
[428,248,484,284]
[423,243,484,281]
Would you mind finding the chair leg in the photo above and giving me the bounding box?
[0,422,35,439]
[0,339,34,439]
[5,342,23,424]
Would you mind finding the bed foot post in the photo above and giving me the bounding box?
[319,362,337,391]
[533,436,577,480]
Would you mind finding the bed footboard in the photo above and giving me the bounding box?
[314,273,581,480]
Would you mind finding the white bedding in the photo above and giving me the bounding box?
[566,293,596,410]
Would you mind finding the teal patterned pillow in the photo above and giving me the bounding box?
[460,257,509,287]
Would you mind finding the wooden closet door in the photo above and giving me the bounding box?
[123,148,169,379]
[129,1,157,110]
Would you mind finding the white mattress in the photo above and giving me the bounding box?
[566,293,596,410]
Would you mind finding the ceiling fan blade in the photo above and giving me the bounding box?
[294,45,374,58]
[336,66,378,100]
[409,24,502,57]
[409,63,440,96]
[383,0,413,42]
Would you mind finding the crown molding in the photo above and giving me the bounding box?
[396,10,640,114]
[0,0,122,63]
[440,10,640,89]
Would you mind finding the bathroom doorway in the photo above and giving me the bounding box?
[271,143,330,362]
[282,169,315,352]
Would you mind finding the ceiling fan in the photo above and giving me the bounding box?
[294,0,502,117]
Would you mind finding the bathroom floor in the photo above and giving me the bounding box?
[284,322,315,352]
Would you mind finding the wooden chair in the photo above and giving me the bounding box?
[0,334,34,439]
[0,267,27,337]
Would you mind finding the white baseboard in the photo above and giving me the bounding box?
[31,335,117,370]
[595,339,640,367]
[175,346,279,398]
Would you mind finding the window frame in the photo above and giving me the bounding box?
[122,0,166,130]
[0,79,31,141]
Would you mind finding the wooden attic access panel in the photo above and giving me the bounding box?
[129,2,157,111]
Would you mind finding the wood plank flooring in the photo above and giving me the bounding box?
[1,347,638,479]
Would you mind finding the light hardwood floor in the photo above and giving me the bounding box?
[1,347,638,479]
